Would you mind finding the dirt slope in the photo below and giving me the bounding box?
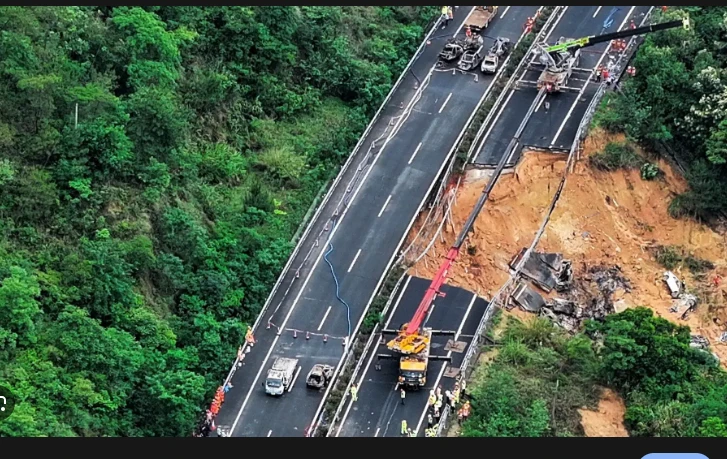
[578,388,629,437]
[410,128,727,363]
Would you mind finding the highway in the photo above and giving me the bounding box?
[472,5,651,166]
[214,6,538,438]
[333,276,487,437]
[332,4,652,439]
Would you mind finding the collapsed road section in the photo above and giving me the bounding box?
[212,6,540,438]
[327,5,691,439]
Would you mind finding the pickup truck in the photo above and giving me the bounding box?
[264,357,300,396]
[465,6,498,32]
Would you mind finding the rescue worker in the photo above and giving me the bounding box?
[462,401,471,422]
[629,19,636,30]
[441,6,450,28]
[350,383,358,402]
[447,6,454,23]
[401,419,408,436]
[407,428,415,437]
[661,5,668,12]
[465,25,472,39]
[428,390,437,406]
[428,413,434,428]
[436,385,442,399]
[400,387,406,405]
[524,16,534,33]
[460,378,466,398]
[425,427,435,437]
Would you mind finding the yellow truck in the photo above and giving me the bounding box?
[465,6,498,33]
[397,328,432,389]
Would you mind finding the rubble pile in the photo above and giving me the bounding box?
[669,293,698,320]
[507,250,629,332]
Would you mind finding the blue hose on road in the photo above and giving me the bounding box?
[323,240,353,337]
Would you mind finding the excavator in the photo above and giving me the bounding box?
[521,16,690,93]
[379,12,693,392]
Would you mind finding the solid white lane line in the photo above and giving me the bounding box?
[500,6,511,18]
[378,195,392,218]
[481,89,515,144]
[593,6,602,18]
[334,276,413,437]
[414,293,478,435]
[408,142,423,165]
[317,306,332,331]
[438,93,453,114]
[374,427,381,437]
[550,5,636,147]
[289,366,302,392]
[347,249,362,273]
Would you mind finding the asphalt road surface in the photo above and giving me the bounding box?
[333,276,487,437]
[214,5,539,438]
[472,5,651,166]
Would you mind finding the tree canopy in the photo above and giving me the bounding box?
[462,309,726,437]
[594,6,727,220]
[0,5,437,436]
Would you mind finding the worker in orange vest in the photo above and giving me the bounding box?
[661,5,668,12]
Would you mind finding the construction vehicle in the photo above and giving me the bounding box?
[305,364,334,389]
[523,16,690,93]
[465,6,498,33]
[481,37,511,74]
[264,357,299,396]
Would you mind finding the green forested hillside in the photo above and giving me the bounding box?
[595,6,727,220]
[0,5,437,436]
[463,309,727,437]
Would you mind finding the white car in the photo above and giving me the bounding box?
[481,54,498,74]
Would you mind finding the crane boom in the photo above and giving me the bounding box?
[390,85,546,351]
[545,18,688,55]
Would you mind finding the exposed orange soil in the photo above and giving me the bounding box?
[409,128,727,364]
[578,388,629,437]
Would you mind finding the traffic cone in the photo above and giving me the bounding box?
[306,331,310,340]
[323,334,328,343]
[293,329,297,338]
[267,321,271,330]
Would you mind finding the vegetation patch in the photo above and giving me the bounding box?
[654,245,714,274]
[0,5,439,436]
[588,141,643,171]
[592,6,727,221]
[462,308,727,437]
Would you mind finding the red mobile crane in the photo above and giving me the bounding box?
[383,13,691,389]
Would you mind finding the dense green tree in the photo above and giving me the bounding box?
[0,5,438,436]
